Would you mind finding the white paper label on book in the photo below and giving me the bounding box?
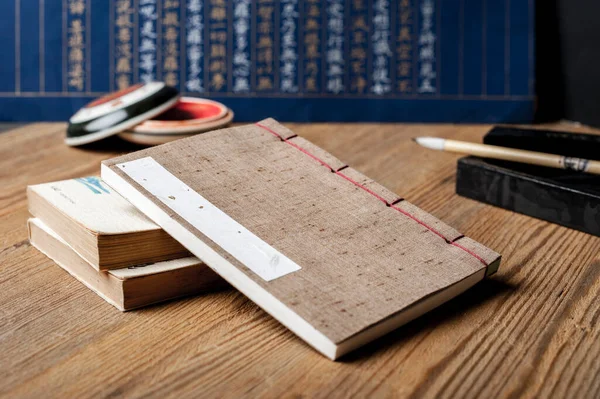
[115,157,301,281]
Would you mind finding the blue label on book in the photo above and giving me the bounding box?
[0,0,534,123]
[75,177,110,194]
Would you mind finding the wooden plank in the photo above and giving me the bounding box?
[1,123,600,397]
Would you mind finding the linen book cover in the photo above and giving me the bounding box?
[101,118,501,359]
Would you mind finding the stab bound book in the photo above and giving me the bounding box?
[102,118,501,360]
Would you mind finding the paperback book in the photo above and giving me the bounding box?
[28,218,221,311]
[28,177,190,270]
[27,176,223,310]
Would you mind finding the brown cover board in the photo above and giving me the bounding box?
[101,118,500,360]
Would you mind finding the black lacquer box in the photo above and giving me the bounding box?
[456,126,600,236]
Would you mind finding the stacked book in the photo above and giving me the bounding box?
[27,176,223,311]
[28,118,502,360]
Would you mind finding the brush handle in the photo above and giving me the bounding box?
[443,139,600,175]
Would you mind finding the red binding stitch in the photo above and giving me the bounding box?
[255,123,489,267]
[256,122,336,170]
[336,171,391,205]
[256,122,284,140]
[286,140,335,171]
[451,242,488,266]
[389,204,449,242]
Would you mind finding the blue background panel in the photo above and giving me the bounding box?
[0,0,535,123]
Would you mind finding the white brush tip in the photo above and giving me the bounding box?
[413,137,445,151]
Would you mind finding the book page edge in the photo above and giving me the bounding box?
[27,186,101,269]
[27,218,126,311]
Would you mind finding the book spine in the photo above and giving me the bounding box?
[258,118,501,275]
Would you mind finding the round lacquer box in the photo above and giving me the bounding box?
[119,97,233,145]
[66,82,179,146]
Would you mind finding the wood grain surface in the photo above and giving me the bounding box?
[2,123,600,398]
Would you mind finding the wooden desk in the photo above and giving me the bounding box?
[2,123,599,398]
